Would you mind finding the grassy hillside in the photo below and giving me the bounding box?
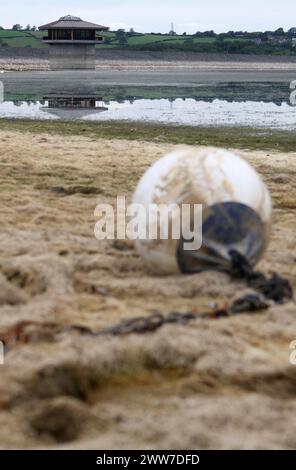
[99,31,218,49]
[0,29,46,48]
[98,31,296,55]
[0,29,295,55]
[0,29,218,50]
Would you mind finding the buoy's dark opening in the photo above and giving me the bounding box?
[177,202,267,274]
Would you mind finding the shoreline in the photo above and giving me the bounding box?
[0,118,296,152]
[2,58,296,72]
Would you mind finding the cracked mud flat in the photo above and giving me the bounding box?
[0,129,295,449]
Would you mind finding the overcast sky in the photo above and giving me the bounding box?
[1,0,296,33]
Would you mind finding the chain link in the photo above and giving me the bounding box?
[0,253,293,351]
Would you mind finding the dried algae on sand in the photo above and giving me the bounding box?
[0,127,295,450]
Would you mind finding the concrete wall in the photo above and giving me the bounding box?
[49,43,96,70]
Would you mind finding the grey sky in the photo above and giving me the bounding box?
[1,0,296,33]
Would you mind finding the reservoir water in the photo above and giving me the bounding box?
[0,70,296,129]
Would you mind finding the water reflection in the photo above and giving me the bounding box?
[41,95,108,119]
[0,80,295,128]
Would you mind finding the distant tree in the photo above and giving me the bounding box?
[204,30,216,37]
[31,26,37,31]
[225,30,235,38]
[274,27,285,35]
[194,30,216,38]
[12,24,22,31]
[115,29,128,46]
[25,24,31,31]
[182,32,187,36]
[127,27,137,38]
[116,28,125,35]
[261,33,269,42]
[0,26,4,30]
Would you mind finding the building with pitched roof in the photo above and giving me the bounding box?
[39,15,109,70]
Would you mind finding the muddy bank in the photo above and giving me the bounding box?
[1,48,296,71]
[2,47,296,62]
[0,128,295,449]
[1,59,296,72]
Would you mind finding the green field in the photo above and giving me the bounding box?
[0,29,294,55]
[0,29,207,49]
[98,32,217,49]
[0,29,218,50]
[0,29,46,48]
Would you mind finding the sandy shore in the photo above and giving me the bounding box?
[0,129,295,449]
[2,58,296,72]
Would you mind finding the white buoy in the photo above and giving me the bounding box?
[133,147,272,274]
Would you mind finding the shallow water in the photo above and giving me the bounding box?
[1,70,296,129]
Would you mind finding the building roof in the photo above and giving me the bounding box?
[39,15,109,30]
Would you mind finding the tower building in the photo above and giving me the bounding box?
[39,15,109,70]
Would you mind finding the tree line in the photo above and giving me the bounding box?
[0,24,37,31]
[105,27,296,54]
